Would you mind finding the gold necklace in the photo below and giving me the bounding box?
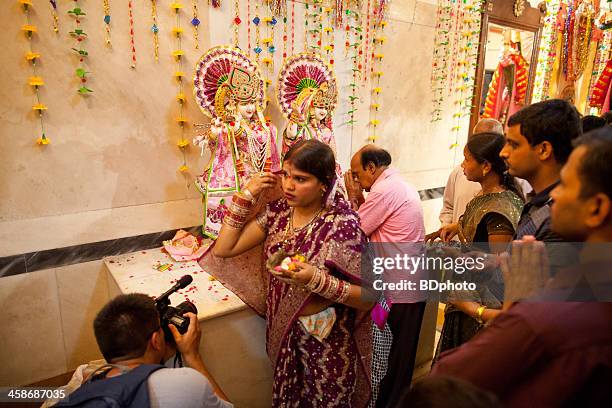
[290,206,323,232]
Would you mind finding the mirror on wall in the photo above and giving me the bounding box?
[470,0,545,132]
[478,24,535,123]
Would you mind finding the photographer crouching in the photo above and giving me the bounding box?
[54,293,232,407]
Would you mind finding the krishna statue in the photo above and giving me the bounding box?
[193,46,280,239]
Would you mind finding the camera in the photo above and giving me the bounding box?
[155,275,198,343]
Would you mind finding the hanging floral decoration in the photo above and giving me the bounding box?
[430,0,483,139]
[21,0,51,145]
[68,0,92,94]
[102,0,111,46]
[150,1,160,62]
[345,0,364,130]
[368,0,388,143]
[171,2,190,174]
[322,6,335,66]
[49,0,59,33]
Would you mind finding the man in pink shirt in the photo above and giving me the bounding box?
[345,144,426,408]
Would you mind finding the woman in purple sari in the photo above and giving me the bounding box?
[202,140,373,407]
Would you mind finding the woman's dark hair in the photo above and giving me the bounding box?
[93,294,160,363]
[467,132,524,201]
[283,139,336,188]
[507,99,581,164]
[573,126,612,200]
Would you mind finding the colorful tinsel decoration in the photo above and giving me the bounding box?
[102,0,111,46]
[21,0,51,145]
[232,0,241,47]
[172,2,190,174]
[127,0,137,68]
[533,0,562,102]
[263,4,278,102]
[253,0,262,62]
[49,0,59,33]
[191,0,201,49]
[150,0,160,62]
[430,0,483,139]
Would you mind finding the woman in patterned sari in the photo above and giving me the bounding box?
[435,132,524,356]
[201,139,373,407]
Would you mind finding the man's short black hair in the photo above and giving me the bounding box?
[93,294,160,362]
[507,99,581,164]
[601,111,612,125]
[360,147,392,169]
[573,126,612,200]
[581,115,606,133]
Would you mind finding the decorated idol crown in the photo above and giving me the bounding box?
[277,53,338,119]
[312,82,336,110]
[227,66,260,102]
[194,46,265,119]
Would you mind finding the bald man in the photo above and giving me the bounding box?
[345,145,426,408]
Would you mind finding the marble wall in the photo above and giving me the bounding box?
[1,0,455,258]
[0,0,458,386]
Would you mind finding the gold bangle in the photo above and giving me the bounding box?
[476,305,487,322]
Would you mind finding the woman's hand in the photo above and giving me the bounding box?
[269,261,315,287]
[439,223,460,242]
[245,172,279,199]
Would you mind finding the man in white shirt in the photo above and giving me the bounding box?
[55,293,232,408]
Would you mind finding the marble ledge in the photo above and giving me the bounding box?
[104,248,247,323]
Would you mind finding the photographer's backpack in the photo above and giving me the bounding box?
[55,364,165,407]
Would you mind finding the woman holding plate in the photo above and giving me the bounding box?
[201,139,373,407]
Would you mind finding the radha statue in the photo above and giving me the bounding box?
[277,53,339,157]
[193,46,281,239]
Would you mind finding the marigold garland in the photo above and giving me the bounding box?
[22,1,51,145]
[172,2,190,174]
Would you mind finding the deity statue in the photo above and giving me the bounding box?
[277,53,339,157]
[193,46,280,239]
